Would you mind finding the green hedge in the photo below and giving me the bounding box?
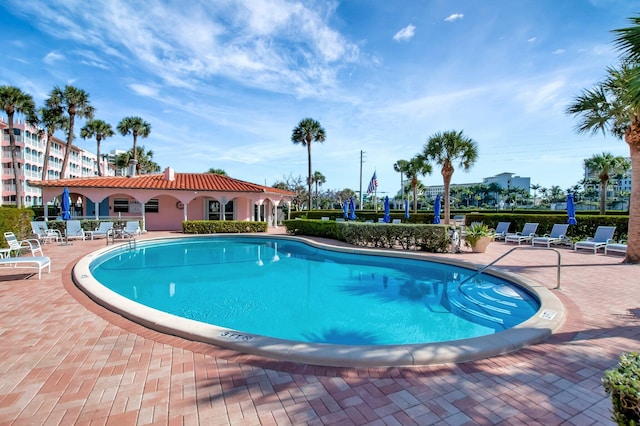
[464,213,629,242]
[0,207,35,247]
[283,219,450,252]
[182,220,268,234]
[603,352,640,425]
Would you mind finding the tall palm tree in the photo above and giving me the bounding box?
[311,171,326,209]
[404,156,432,213]
[291,118,326,210]
[46,85,95,179]
[0,85,37,207]
[80,119,114,176]
[117,116,151,174]
[566,61,639,263]
[393,159,409,201]
[530,183,541,206]
[583,153,630,214]
[37,105,66,181]
[421,130,478,224]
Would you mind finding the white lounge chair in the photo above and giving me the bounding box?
[124,221,141,235]
[30,221,62,243]
[492,222,511,241]
[604,240,627,256]
[65,220,86,241]
[531,224,570,248]
[574,226,616,254]
[0,256,51,279]
[392,219,401,224]
[91,222,114,239]
[4,232,44,257]
[504,223,539,245]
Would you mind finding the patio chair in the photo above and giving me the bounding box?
[574,226,616,254]
[30,221,62,243]
[531,224,570,248]
[492,222,511,241]
[91,222,114,239]
[124,221,141,235]
[604,240,627,256]
[4,232,44,257]
[65,220,86,241]
[504,223,539,245]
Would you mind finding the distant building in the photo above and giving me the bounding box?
[0,118,113,207]
[423,172,531,202]
[423,183,476,198]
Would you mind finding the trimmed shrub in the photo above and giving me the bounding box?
[464,213,629,242]
[603,352,640,425]
[283,219,450,252]
[0,207,35,247]
[182,220,268,234]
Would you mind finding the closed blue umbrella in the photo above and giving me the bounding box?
[61,187,72,220]
[343,200,349,219]
[349,196,356,220]
[567,193,577,225]
[433,194,441,224]
[404,199,410,219]
[383,196,391,223]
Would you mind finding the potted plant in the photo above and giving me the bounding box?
[464,222,494,253]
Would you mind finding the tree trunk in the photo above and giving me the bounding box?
[61,113,75,179]
[42,133,52,181]
[599,180,607,215]
[96,136,102,177]
[442,163,454,225]
[307,142,312,211]
[624,118,640,263]
[7,112,23,208]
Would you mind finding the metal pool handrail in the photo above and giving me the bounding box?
[458,246,562,289]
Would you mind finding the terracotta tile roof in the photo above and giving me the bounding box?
[28,172,296,196]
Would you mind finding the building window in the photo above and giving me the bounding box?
[113,198,129,213]
[145,199,159,213]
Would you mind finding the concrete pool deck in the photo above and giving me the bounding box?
[0,229,638,424]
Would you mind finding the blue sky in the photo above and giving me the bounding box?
[0,0,636,197]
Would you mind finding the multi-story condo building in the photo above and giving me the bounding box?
[1,118,113,207]
[583,157,632,197]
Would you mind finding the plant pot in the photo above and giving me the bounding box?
[471,236,493,253]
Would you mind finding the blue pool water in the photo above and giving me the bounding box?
[89,237,540,345]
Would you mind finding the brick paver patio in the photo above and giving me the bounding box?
[0,230,638,425]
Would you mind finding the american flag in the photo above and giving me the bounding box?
[367,171,378,194]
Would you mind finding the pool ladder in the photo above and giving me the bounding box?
[458,246,562,289]
[105,229,137,250]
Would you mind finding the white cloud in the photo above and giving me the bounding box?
[43,51,64,64]
[129,84,159,97]
[528,37,537,43]
[444,13,463,22]
[552,49,566,55]
[393,24,416,41]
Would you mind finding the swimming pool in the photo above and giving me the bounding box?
[74,235,564,367]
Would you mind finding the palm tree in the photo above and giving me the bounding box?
[207,168,227,175]
[311,171,326,209]
[404,156,432,213]
[393,160,409,201]
[291,118,326,210]
[583,153,630,214]
[0,85,37,207]
[421,130,478,224]
[46,85,95,179]
[117,116,151,174]
[566,61,639,263]
[37,105,66,180]
[80,119,114,176]
[115,146,160,174]
[530,183,541,206]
